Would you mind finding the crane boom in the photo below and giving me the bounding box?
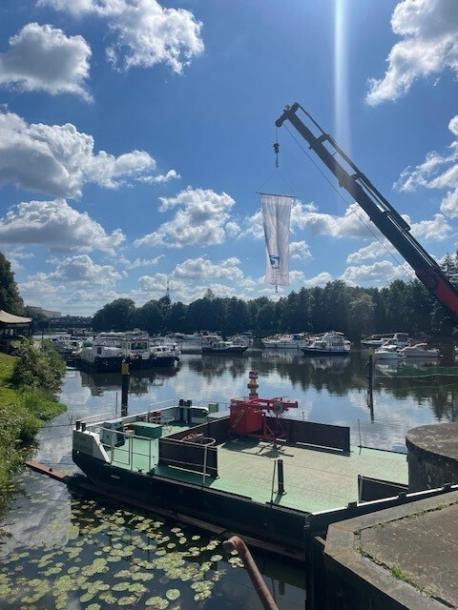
[276,102,458,319]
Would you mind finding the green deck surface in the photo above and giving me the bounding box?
[109,430,408,515]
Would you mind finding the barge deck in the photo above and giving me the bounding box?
[109,433,407,514]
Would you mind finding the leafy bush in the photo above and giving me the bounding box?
[11,340,65,393]
[15,389,66,443]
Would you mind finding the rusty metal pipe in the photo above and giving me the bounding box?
[223,535,280,610]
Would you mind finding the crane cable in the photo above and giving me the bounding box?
[283,123,405,270]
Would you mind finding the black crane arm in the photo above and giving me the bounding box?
[276,102,458,319]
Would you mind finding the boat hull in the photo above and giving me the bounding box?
[80,356,124,373]
[150,356,178,367]
[202,346,248,354]
[302,348,350,356]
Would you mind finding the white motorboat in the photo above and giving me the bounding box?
[398,343,439,358]
[202,340,247,354]
[150,344,180,367]
[302,331,351,355]
[361,332,410,349]
[374,344,399,361]
[361,335,390,348]
[262,334,308,349]
[80,343,124,372]
[391,333,410,349]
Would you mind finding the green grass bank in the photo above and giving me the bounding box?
[0,344,67,513]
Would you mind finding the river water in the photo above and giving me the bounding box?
[1,349,457,610]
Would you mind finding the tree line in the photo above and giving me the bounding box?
[1,248,455,341]
[92,252,458,340]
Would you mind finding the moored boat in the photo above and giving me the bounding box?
[79,343,124,372]
[398,343,439,359]
[262,334,308,349]
[150,343,180,367]
[374,344,399,361]
[202,340,248,354]
[302,331,351,356]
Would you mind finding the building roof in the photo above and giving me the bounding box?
[0,310,32,324]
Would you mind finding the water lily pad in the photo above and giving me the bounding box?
[87,604,101,610]
[210,554,223,563]
[118,595,137,605]
[131,572,154,582]
[145,596,169,608]
[114,570,131,579]
[166,589,180,601]
[128,582,147,594]
[112,582,130,592]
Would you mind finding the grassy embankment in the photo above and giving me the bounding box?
[0,345,66,511]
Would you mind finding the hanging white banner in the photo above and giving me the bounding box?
[261,193,292,287]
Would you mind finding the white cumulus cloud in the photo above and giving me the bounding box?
[120,255,164,269]
[0,110,170,197]
[289,240,312,260]
[48,254,121,285]
[303,271,333,288]
[0,199,125,253]
[341,260,413,286]
[39,0,204,74]
[135,187,236,248]
[366,0,458,105]
[0,23,91,100]
[395,115,458,217]
[173,256,243,281]
[20,255,122,313]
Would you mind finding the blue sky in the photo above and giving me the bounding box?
[0,0,457,314]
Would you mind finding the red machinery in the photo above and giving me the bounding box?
[230,371,298,442]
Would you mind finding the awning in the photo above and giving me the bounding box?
[0,310,32,324]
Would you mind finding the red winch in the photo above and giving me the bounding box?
[230,371,298,442]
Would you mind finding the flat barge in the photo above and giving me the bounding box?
[72,382,408,556]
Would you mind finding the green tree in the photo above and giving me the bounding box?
[168,302,188,333]
[255,301,275,335]
[92,298,136,331]
[348,293,375,339]
[132,300,163,335]
[0,252,24,314]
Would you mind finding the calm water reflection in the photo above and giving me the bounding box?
[2,349,458,610]
[65,349,458,453]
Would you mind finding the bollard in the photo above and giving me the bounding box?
[277,459,285,495]
[121,360,130,417]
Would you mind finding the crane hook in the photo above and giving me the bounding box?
[273,142,280,168]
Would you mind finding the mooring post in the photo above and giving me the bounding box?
[277,459,285,495]
[367,350,374,421]
[121,359,130,417]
